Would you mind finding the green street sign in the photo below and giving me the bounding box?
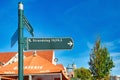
[23,15,34,37]
[11,29,18,47]
[24,38,74,50]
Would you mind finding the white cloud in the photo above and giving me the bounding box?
[110,52,120,75]
[87,39,120,52]
[103,42,114,47]
[112,67,120,71]
[114,60,120,64]
[102,39,120,51]
[87,42,94,49]
[102,41,116,51]
[111,52,120,57]
[86,39,120,51]
[64,3,81,15]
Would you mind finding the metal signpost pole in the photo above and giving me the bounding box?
[18,2,24,80]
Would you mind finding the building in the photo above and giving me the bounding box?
[0,50,69,80]
[111,75,120,80]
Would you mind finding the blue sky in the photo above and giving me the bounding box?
[0,0,120,75]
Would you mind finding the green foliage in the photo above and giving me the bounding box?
[74,67,92,80]
[88,39,114,80]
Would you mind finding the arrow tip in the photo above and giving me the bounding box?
[67,41,73,47]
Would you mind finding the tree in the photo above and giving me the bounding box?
[88,38,114,80]
[74,67,92,80]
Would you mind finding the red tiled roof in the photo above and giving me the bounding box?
[24,50,53,62]
[57,64,69,80]
[0,50,53,63]
[56,64,65,70]
[0,51,69,80]
[0,54,62,74]
[0,52,17,63]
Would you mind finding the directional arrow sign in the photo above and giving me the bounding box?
[24,38,74,50]
[11,29,18,47]
[23,15,34,37]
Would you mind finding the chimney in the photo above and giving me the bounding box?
[33,50,37,57]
